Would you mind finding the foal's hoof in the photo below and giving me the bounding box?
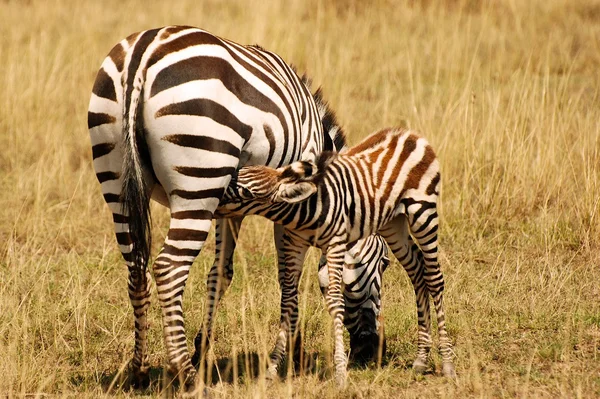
[442,361,457,379]
[412,357,429,374]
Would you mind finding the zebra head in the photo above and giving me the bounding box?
[217,158,329,217]
[269,152,337,202]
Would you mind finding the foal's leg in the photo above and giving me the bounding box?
[380,216,433,373]
[324,242,349,387]
[408,207,455,378]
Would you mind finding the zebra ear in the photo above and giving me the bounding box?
[275,181,317,203]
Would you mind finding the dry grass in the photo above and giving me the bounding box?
[1,0,599,397]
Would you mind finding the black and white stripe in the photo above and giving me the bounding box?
[88,25,387,389]
[217,127,456,385]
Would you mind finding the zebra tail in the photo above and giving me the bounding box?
[122,77,152,272]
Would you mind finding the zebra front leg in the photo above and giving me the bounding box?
[409,207,456,378]
[153,209,214,393]
[268,232,308,379]
[192,217,243,369]
[324,243,348,387]
[274,225,305,369]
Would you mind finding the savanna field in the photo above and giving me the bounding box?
[1,0,599,397]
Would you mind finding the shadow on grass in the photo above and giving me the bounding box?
[95,351,327,396]
[95,349,392,395]
[201,349,327,385]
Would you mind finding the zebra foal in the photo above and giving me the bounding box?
[217,127,457,385]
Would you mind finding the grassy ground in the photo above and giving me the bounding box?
[1,0,599,397]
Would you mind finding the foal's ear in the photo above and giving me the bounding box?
[274,181,317,203]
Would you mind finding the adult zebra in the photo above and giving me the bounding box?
[87,25,386,390]
[216,127,457,385]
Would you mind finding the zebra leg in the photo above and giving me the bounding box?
[409,212,456,378]
[111,208,153,388]
[398,237,433,373]
[324,243,348,387]
[274,225,303,367]
[380,216,433,374]
[153,206,215,392]
[127,260,153,388]
[192,217,243,369]
[268,232,308,378]
[91,138,153,388]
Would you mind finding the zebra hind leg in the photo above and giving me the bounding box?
[127,261,153,389]
[409,207,456,379]
[380,216,433,374]
[107,197,153,388]
[152,207,215,393]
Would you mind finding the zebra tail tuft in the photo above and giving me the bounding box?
[122,78,152,272]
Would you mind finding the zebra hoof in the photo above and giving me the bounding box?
[169,364,197,394]
[412,357,429,374]
[442,361,457,379]
[266,363,279,380]
[334,369,347,388]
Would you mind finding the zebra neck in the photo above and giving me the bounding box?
[257,193,321,231]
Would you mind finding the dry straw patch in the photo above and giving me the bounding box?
[0,0,599,397]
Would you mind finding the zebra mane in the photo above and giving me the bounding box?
[316,150,337,171]
[312,88,347,152]
[305,150,337,187]
[299,74,348,152]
